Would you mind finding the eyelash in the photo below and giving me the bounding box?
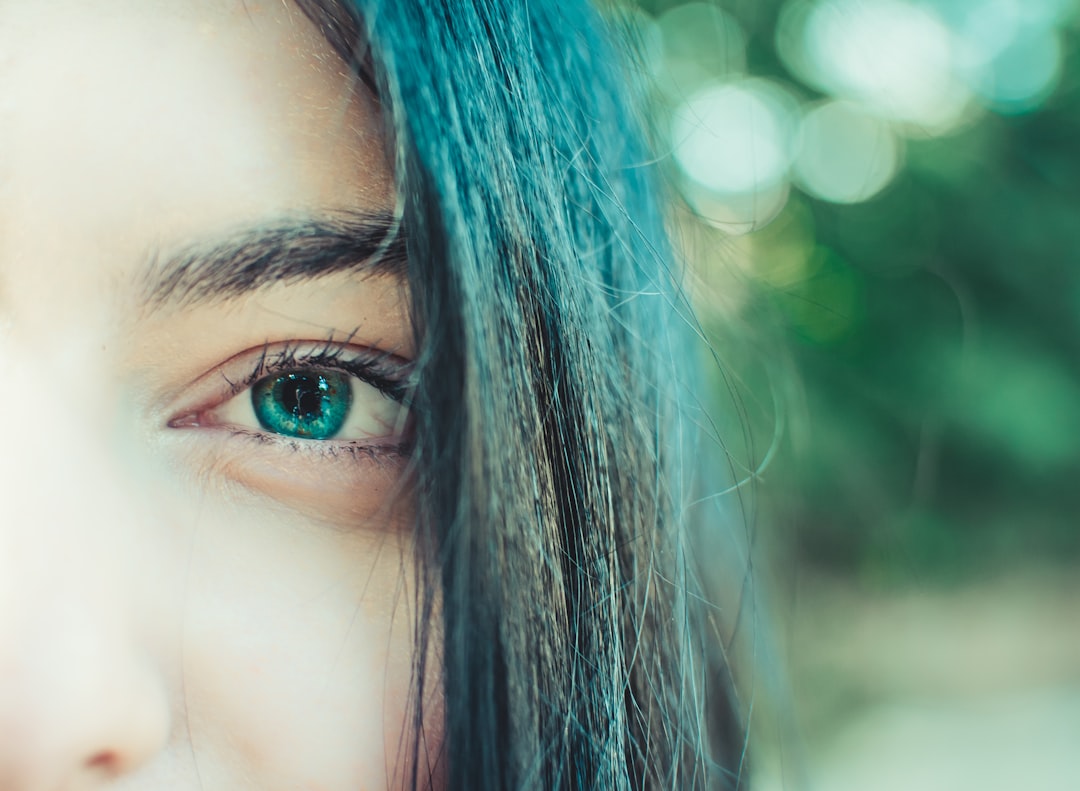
[224,340,413,405]
[223,427,411,464]
[173,339,414,463]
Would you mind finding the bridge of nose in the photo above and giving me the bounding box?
[0,345,175,789]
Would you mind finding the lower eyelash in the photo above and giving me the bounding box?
[225,427,412,466]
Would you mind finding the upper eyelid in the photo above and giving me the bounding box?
[166,340,414,427]
[228,344,414,404]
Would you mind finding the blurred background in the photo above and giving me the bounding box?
[608,0,1080,787]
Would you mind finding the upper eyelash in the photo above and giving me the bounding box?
[227,340,414,404]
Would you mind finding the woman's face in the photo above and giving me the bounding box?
[0,2,437,789]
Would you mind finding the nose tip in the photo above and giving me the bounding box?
[0,624,172,789]
[0,532,174,790]
[0,561,173,789]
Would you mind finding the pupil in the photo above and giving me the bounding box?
[282,375,325,419]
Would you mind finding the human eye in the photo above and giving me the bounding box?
[169,340,413,461]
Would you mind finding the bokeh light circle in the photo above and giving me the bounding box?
[972,29,1064,113]
[657,2,747,79]
[671,78,798,196]
[793,100,902,204]
[780,0,972,132]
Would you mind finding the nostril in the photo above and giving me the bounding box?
[85,751,118,773]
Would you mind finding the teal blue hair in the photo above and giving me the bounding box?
[298,1,746,787]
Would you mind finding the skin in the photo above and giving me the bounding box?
[0,1,440,789]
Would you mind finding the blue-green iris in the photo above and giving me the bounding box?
[251,370,352,439]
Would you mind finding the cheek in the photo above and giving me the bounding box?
[177,504,437,790]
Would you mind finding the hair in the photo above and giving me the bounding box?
[296,1,747,788]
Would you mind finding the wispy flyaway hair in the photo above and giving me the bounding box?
[297,1,747,788]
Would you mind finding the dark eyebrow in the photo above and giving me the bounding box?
[142,210,406,307]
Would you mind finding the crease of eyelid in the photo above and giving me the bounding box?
[139,210,408,309]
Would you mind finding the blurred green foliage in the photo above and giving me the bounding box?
[625,0,1080,582]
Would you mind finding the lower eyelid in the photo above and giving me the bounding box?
[200,432,414,528]
[223,427,411,461]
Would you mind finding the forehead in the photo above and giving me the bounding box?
[0,0,391,333]
[0,0,386,208]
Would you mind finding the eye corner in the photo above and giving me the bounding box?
[166,405,224,431]
[167,412,201,430]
